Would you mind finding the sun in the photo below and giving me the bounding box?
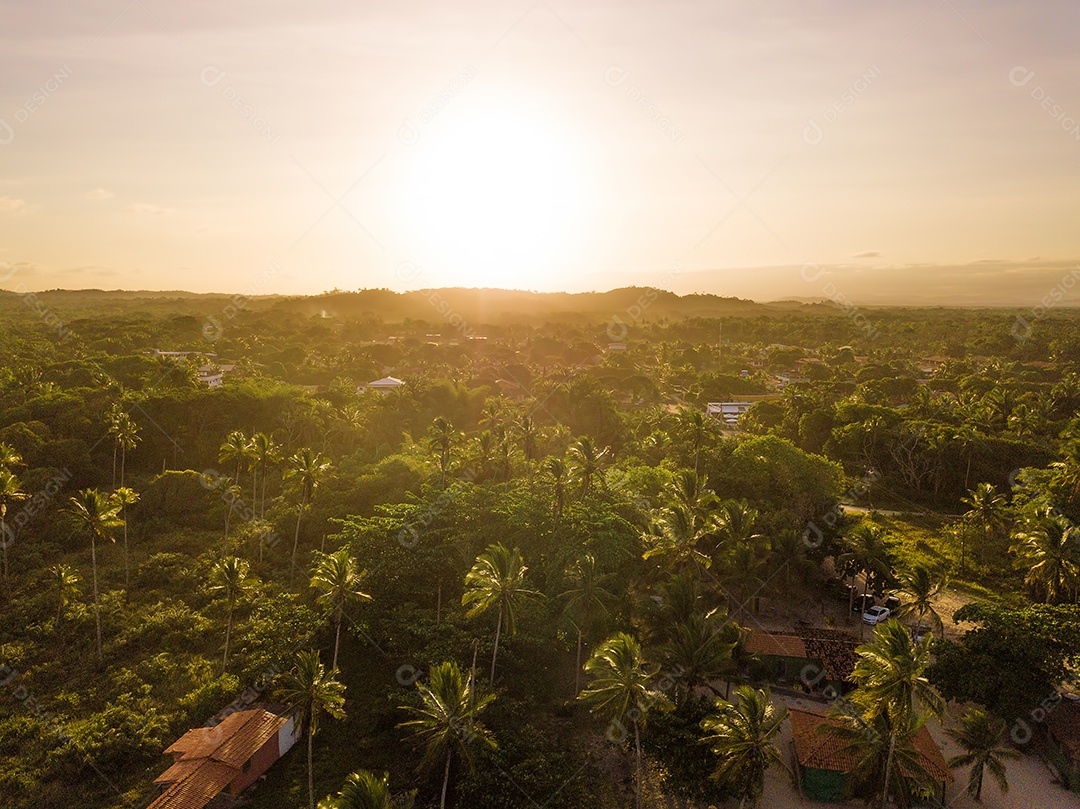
[398,99,590,288]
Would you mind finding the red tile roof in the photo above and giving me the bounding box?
[744,631,807,659]
[789,709,952,782]
[148,705,291,809]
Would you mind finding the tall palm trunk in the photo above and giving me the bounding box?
[633,719,643,809]
[120,445,127,488]
[490,607,503,683]
[1,510,8,587]
[291,494,307,585]
[575,626,583,697]
[91,535,102,661]
[122,504,130,588]
[306,722,315,809]
[111,442,117,488]
[440,748,452,809]
[881,726,897,809]
[332,608,342,670]
[222,606,233,675]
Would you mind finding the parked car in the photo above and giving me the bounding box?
[863,605,891,625]
[884,595,901,611]
[852,593,875,612]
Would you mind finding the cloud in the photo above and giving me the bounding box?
[125,203,171,215]
[85,188,114,200]
[853,251,881,258]
[0,197,26,213]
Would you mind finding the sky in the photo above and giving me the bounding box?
[1,0,1079,305]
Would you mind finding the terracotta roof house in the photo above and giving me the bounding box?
[148,704,298,809]
[1045,697,1080,791]
[789,708,952,803]
[744,627,861,693]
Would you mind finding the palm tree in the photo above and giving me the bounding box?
[317,770,415,809]
[310,548,373,670]
[250,431,278,518]
[516,415,539,483]
[64,488,123,661]
[676,408,710,473]
[462,544,543,682]
[665,468,719,519]
[428,417,457,488]
[659,611,738,704]
[946,708,1018,801]
[0,443,22,471]
[1011,511,1080,604]
[766,528,818,600]
[721,542,766,618]
[700,685,789,808]
[711,499,762,560]
[218,429,251,488]
[578,632,672,809]
[113,412,140,487]
[568,436,609,498]
[0,467,27,590]
[893,565,947,637]
[209,556,253,675]
[847,619,944,806]
[276,649,347,809]
[218,481,242,558]
[961,483,1008,575]
[285,448,331,584]
[110,486,139,588]
[105,403,124,487]
[837,524,894,614]
[824,708,937,809]
[545,457,570,524]
[398,660,496,809]
[559,554,615,696]
[49,563,81,630]
[643,502,717,575]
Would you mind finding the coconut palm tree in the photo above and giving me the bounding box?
[1011,511,1080,604]
[700,685,789,808]
[398,660,496,809]
[544,457,570,524]
[824,707,938,809]
[961,483,1008,574]
[217,481,242,558]
[49,563,81,630]
[643,502,717,575]
[0,443,22,471]
[64,488,123,661]
[276,650,347,809]
[847,619,944,806]
[837,524,894,614]
[559,554,615,696]
[285,448,331,584]
[659,611,738,704]
[0,467,27,590]
[893,565,947,637]
[428,417,457,489]
[568,436,609,498]
[721,542,767,618]
[711,499,762,560]
[946,708,1018,801]
[310,547,373,670]
[676,407,711,473]
[665,468,719,520]
[113,412,140,487]
[766,528,818,600]
[250,431,278,518]
[317,769,416,809]
[218,429,251,488]
[578,633,672,809]
[516,415,539,483]
[209,556,253,675]
[110,486,139,588]
[462,544,543,682]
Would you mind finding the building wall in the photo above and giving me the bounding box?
[801,767,847,802]
[227,735,280,795]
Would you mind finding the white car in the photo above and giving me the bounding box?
[862,606,891,625]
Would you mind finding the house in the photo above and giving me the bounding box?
[706,401,754,426]
[1045,696,1080,791]
[744,627,860,694]
[789,708,952,803]
[148,704,299,809]
[364,376,405,393]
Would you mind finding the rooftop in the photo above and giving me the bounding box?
[789,709,951,782]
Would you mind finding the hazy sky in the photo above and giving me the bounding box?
[2,0,1079,304]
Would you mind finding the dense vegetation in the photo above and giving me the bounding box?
[1,288,1078,808]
